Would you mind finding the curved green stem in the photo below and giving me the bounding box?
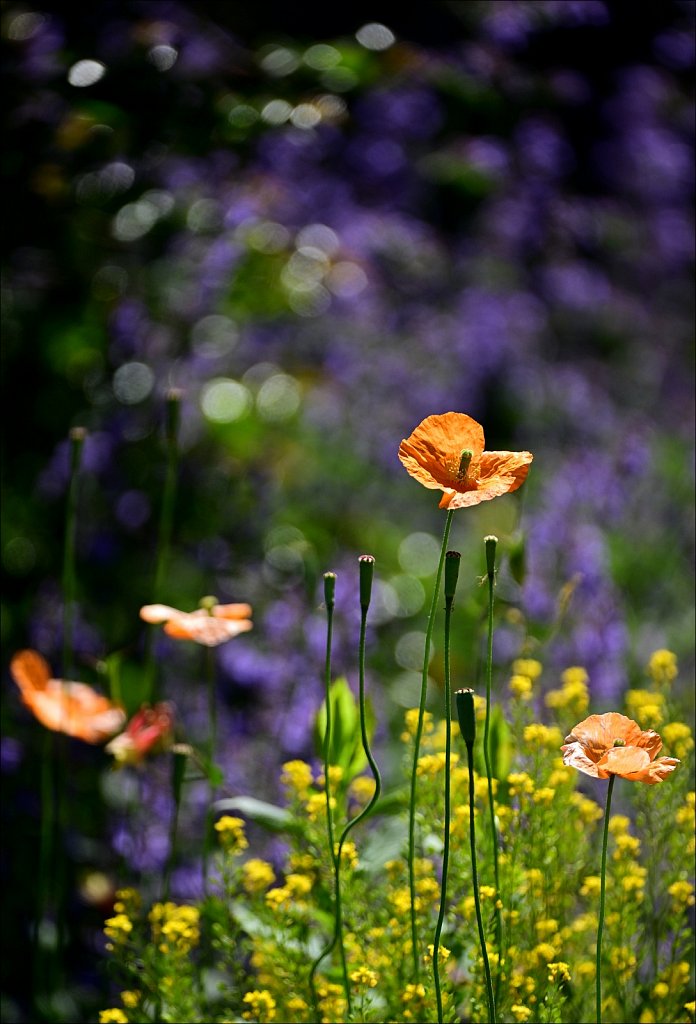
[408,509,453,979]
[467,738,496,1024]
[202,646,217,895]
[433,593,454,1024]
[596,774,616,1024]
[483,541,503,993]
[308,578,349,1021]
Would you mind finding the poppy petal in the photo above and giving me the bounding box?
[622,756,680,785]
[597,746,651,777]
[561,741,603,777]
[163,616,253,646]
[10,649,51,698]
[140,604,182,624]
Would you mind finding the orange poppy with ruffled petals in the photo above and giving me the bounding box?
[140,602,253,647]
[561,712,680,784]
[398,412,533,509]
[10,649,126,744]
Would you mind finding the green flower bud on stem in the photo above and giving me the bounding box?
[484,535,498,581]
[323,571,337,609]
[458,448,473,481]
[199,595,218,613]
[444,551,461,601]
[456,688,476,745]
[165,388,183,445]
[359,555,375,610]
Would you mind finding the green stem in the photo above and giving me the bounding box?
[309,575,347,1022]
[433,593,454,1024]
[61,428,84,678]
[483,539,503,993]
[163,750,187,901]
[408,509,453,980]
[202,647,217,895]
[467,738,496,1024]
[596,774,616,1024]
[332,578,383,1015]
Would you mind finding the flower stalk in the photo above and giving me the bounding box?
[433,551,460,1024]
[482,535,503,991]
[596,773,615,1024]
[408,509,454,979]
[457,688,496,1024]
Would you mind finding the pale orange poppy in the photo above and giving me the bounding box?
[10,649,126,744]
[398,412,533,510]
[140,602,253,647]
[105,702,175,766]
[561,712,680,784]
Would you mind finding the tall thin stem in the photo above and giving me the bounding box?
[308,574,347,1020]
[202,644,217,895]
[408,509,453,979]
[433,551,460,1024]
[482,535,503,991]
[467,736,496,1024]
[596,774,616,1024]
[61,427,85,678]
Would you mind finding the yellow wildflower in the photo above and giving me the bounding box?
[662,722,694,760]
[535,919,559,939]
[99,1011,129,1024]
[214,815,248,852]
[609,946,636,981]
[424,943,451,964]
[242,858,276,894]
[305,792,335,821]
[513,658,543,679]
[402,708,433,741]
[280,759,313,794]
[577,961,596,979]
[120,992,140,1009]
[509,674,533,700]
[265,887,290,911]
[242,989,277,1023]
[667,879,695,908]
[318,764,344,791]
[581,875,602,897]
[523,723,563,749]
[533,787,555,804]
[647,649,678,686]
[570,792,603,823]
[511,1005,533,1022]
[508,771,535,796]
[613,833,641,859]
[625,689,665,728]
[547,961,571,984]
[608,814,631,835]
[349,775,377,805]
[350,966,379,987]
[104,913,133,945]
[652,982,670,999]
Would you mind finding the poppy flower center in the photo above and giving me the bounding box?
[613,738,626,747]
[457,449,473,482]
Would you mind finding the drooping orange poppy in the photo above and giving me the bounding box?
[140,602,253,647]
[561,712,680,784]
[398,412,533,510]
[105,702,175,766]
[10,649,126,744]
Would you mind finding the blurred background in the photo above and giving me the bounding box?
[2,1,694,1020]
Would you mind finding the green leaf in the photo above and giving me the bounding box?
[214,796,302,836]
[314,676,374,782]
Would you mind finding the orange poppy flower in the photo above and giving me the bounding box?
[561,712,680,784]
[398,411,533,509]
[140,602,253,647]
[10,649,126,744]
[105,702,175,766]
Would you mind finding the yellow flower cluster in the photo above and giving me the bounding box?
[280,759,313,794]
[625,689,665,728]
[547,961,571,984]
[242,989,277,1022]
[513,658,543,680]
[523,723,563,749]
[149,902,200,955]
[402,708,432,741]
[545,667,589,717]
[214,815,248,853]
[667,879,695,909]
[99,1011,129,1024]
[349,775,377,805]
[317,764,344,791]
[509,674,533,700]
[350,966,379,987]
[104,913,133,948]
[242,858,276,894]
[647,649,678,687]
[662,722,694,760]
[423,943,451,964]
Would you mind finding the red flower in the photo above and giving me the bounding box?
[561,713,680,785]
[399,412,533,509]
[105,703,175,765]
[10,649,125,744]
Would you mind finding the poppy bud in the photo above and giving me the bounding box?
[359,555,375,610]
[69,426,86,472]
[484,535,498,581]
[165,388,183,445]
[324,571,336,609]
[199,595,218,613]
[444,551,461,600]
[456,688,476,745]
